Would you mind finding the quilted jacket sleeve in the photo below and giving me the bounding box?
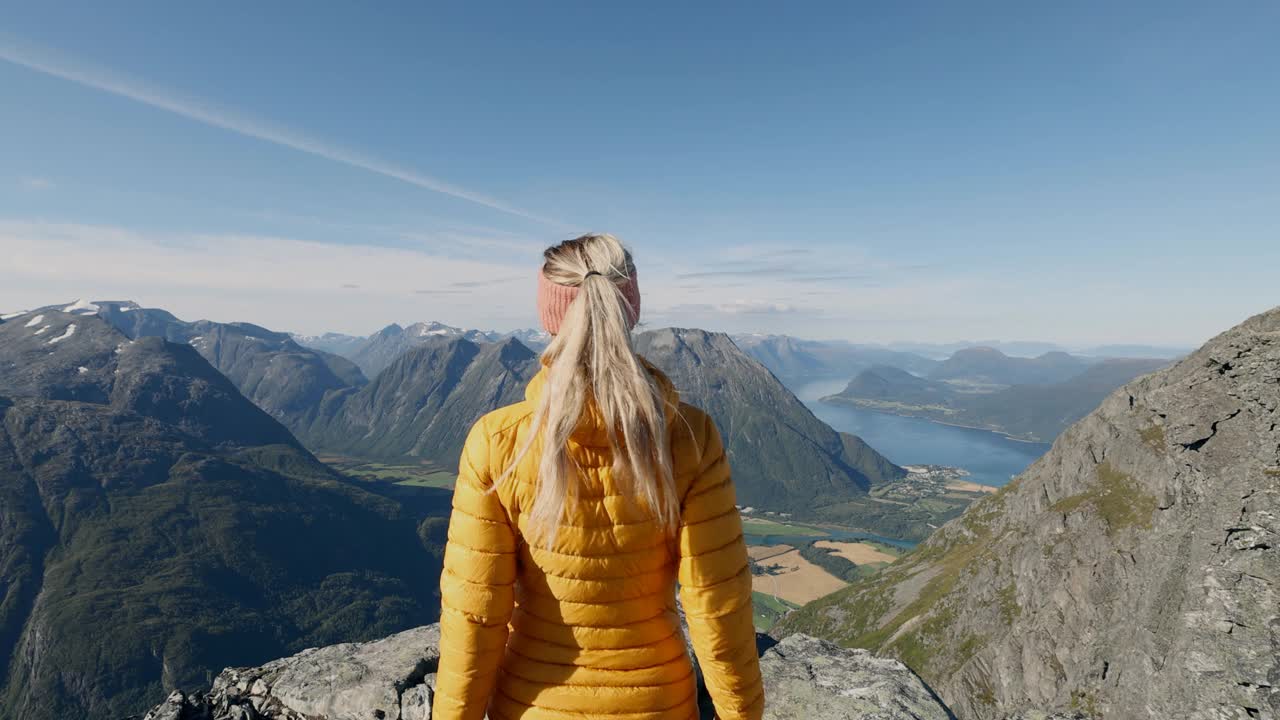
[431,419,518,720]
[677,412,765,720]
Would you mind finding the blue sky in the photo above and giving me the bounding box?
[2,2,1277,346]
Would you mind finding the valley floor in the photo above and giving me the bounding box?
[318,455,922,632]
[741,514,907,629]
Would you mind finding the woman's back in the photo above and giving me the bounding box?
[431,234,763,720]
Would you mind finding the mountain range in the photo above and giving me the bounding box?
[293,322,551,378]
[731,333,940,385]
[876,339,1192,361]
[2,298,1268,718]
[300,336,539,465]
[301,324,955,538]
[0,309,444,720]
[39,300,369,433]
[827,353,1170,442]
[37,301,965,537]
[927,347,1093,388]
[777,306,1280,718]
[0,301,974,719]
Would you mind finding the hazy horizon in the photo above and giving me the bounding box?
[0,295,1201,355]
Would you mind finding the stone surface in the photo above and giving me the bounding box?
[127,626,441,720]
[777,306,1280,719]
[759,634,953,719]
[128,624,957,720]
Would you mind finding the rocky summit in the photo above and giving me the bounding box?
[777,307,1280,718]
[129,624,957,720]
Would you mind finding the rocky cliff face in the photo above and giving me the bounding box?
[777,307,1280,719]
[129,624,956,720]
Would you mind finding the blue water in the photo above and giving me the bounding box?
[795,379,1050,488]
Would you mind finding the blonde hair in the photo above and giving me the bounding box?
[505,234,678,540]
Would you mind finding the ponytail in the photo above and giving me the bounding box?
[502,234,678,541]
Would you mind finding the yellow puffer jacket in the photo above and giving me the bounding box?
[432,361,764,720]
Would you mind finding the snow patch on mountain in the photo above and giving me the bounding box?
[62,299,100,314]
[47,324,77,344]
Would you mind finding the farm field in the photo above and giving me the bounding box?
[319,455,458,489]
[813,540,900,565]
[749,545,849,605]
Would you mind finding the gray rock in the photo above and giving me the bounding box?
[130,624,957,719]
[759,634,953,719]
[777,306,1280,719]
[135,626,442,720]
[140,691,204,720]
[1001,714,1090,720]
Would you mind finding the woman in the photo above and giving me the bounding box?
[432,234,763,720]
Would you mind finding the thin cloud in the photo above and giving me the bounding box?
[803,274,874,282]
[20,177,54,190]
[341,283,360,289]
[751,248,813,260]
[0,37,566,228]
[657,301,812,316]
[675,266,791,280]
[450,276,525,288]
[674,267,872,283]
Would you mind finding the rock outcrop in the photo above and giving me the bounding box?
[777,307,1280,719]
[130,625,954,720]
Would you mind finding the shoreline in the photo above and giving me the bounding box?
[819,395,1053,447]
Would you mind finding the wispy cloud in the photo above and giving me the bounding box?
[449,276,525,288]
[0,219,542,334]
[0,37,567,228]
[675,267,789,280]
[20,177,54,190]
[654,301,813,317]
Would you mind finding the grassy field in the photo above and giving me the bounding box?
[752,591,800,631]
[393,471,458,488]
[319,456,458,489]
[814,540,902,565]
[741,517,826,537]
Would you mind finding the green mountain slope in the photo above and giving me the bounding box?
[0,310,442,720]
[302,336,538,464]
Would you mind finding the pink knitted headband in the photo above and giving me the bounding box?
[537,269,641,335]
